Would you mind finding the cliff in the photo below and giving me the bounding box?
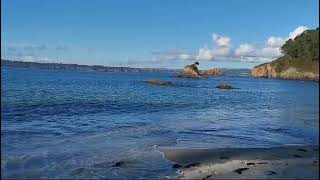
[251,28,319,81]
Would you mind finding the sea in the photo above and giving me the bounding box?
[1,67,319,179]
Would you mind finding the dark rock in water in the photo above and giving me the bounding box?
[234,167,249,174]
[144,79,190,87]
[172,163,182,168]
[256,162,268,164]
[265,170,277,175]
[184,162,200,168]
[144,79,174,86]
[216,83,237,89]
[293,154,302,158]
[297,148,307,152]
[246,162,255,166]
[219,156,229,160]
[202,175,212,180]
[112,161,125,167]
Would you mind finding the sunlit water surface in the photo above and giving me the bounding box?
[1,67,319,178]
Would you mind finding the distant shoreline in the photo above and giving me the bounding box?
[1,59,251,75]
[1,59,179,73]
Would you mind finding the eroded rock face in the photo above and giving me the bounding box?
[251,64,277,78]
[200,69,224,77]
[177,67,223,79]
[176,67,201,78]
[281,68,319,81]
[251,64,319,81]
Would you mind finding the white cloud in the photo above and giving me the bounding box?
[212,47,232,57]
[178,53,193,60]
[212,33,231,47]
[152,25,309,64]
[235,43,257,56]
[197,46,214,60]
[196,33,232,60]
[267,36,285,47]
[233,25,308,62]
[21,55,36,62]
[288,26,308,40]
[260,47,282,58]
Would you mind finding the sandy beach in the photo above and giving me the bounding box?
[163,145,319,179]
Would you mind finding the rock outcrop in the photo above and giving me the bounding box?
[176,67,201,78]
[251,63,277,78]
[200,68,224,77]
[251,61,319,81]
[144,79,175,86]
[144,79,191,87]
[216,83,237,89]
[177,62,223,79]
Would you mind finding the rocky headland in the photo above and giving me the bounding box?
[251,28,319,81]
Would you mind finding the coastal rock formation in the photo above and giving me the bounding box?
[177,62,223,78]
[176,62,201,78]
[251,60,319,81]
[144,79,174,86]
[200,68,224,77]
[144,79,191,87]
[176,68,201,78]
[251,28,319,81]
[216,83,236,89]
[251,63,277,78]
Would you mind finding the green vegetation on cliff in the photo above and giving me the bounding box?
[281,28,319,60]
[271,28,319,74]
[252,28,319,81]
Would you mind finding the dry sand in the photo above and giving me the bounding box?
[163,145,319,179]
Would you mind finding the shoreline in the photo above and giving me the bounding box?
[163,145,319,179]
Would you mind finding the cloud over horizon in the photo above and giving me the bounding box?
[154,26,309,64]
[2,43,70,63]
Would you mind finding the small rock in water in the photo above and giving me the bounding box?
[265,171,277,175]
[216,83,237,89]
[297,148,307,152]
[293,154,302,158]
[312,160,318,166]
[202,174,212,180]
[184,162,200,168]
[144,79,174,86]
[172,164,182,168]
[112,161,125,167]
[246,162,255,166]
[257,162,268,164]
[233,168,249,174]
[219,156,229,160]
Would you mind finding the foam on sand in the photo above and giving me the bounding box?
[163,145,319,179]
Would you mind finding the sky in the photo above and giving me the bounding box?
[1,0,319,69]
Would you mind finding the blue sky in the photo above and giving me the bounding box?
[1,0,319,69]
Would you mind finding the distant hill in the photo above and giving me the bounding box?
[251,28,319,81]
[1,59,178,73]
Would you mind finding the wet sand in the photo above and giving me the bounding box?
[163,145,319,179]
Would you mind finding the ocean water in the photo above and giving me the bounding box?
[1,67,319,179]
